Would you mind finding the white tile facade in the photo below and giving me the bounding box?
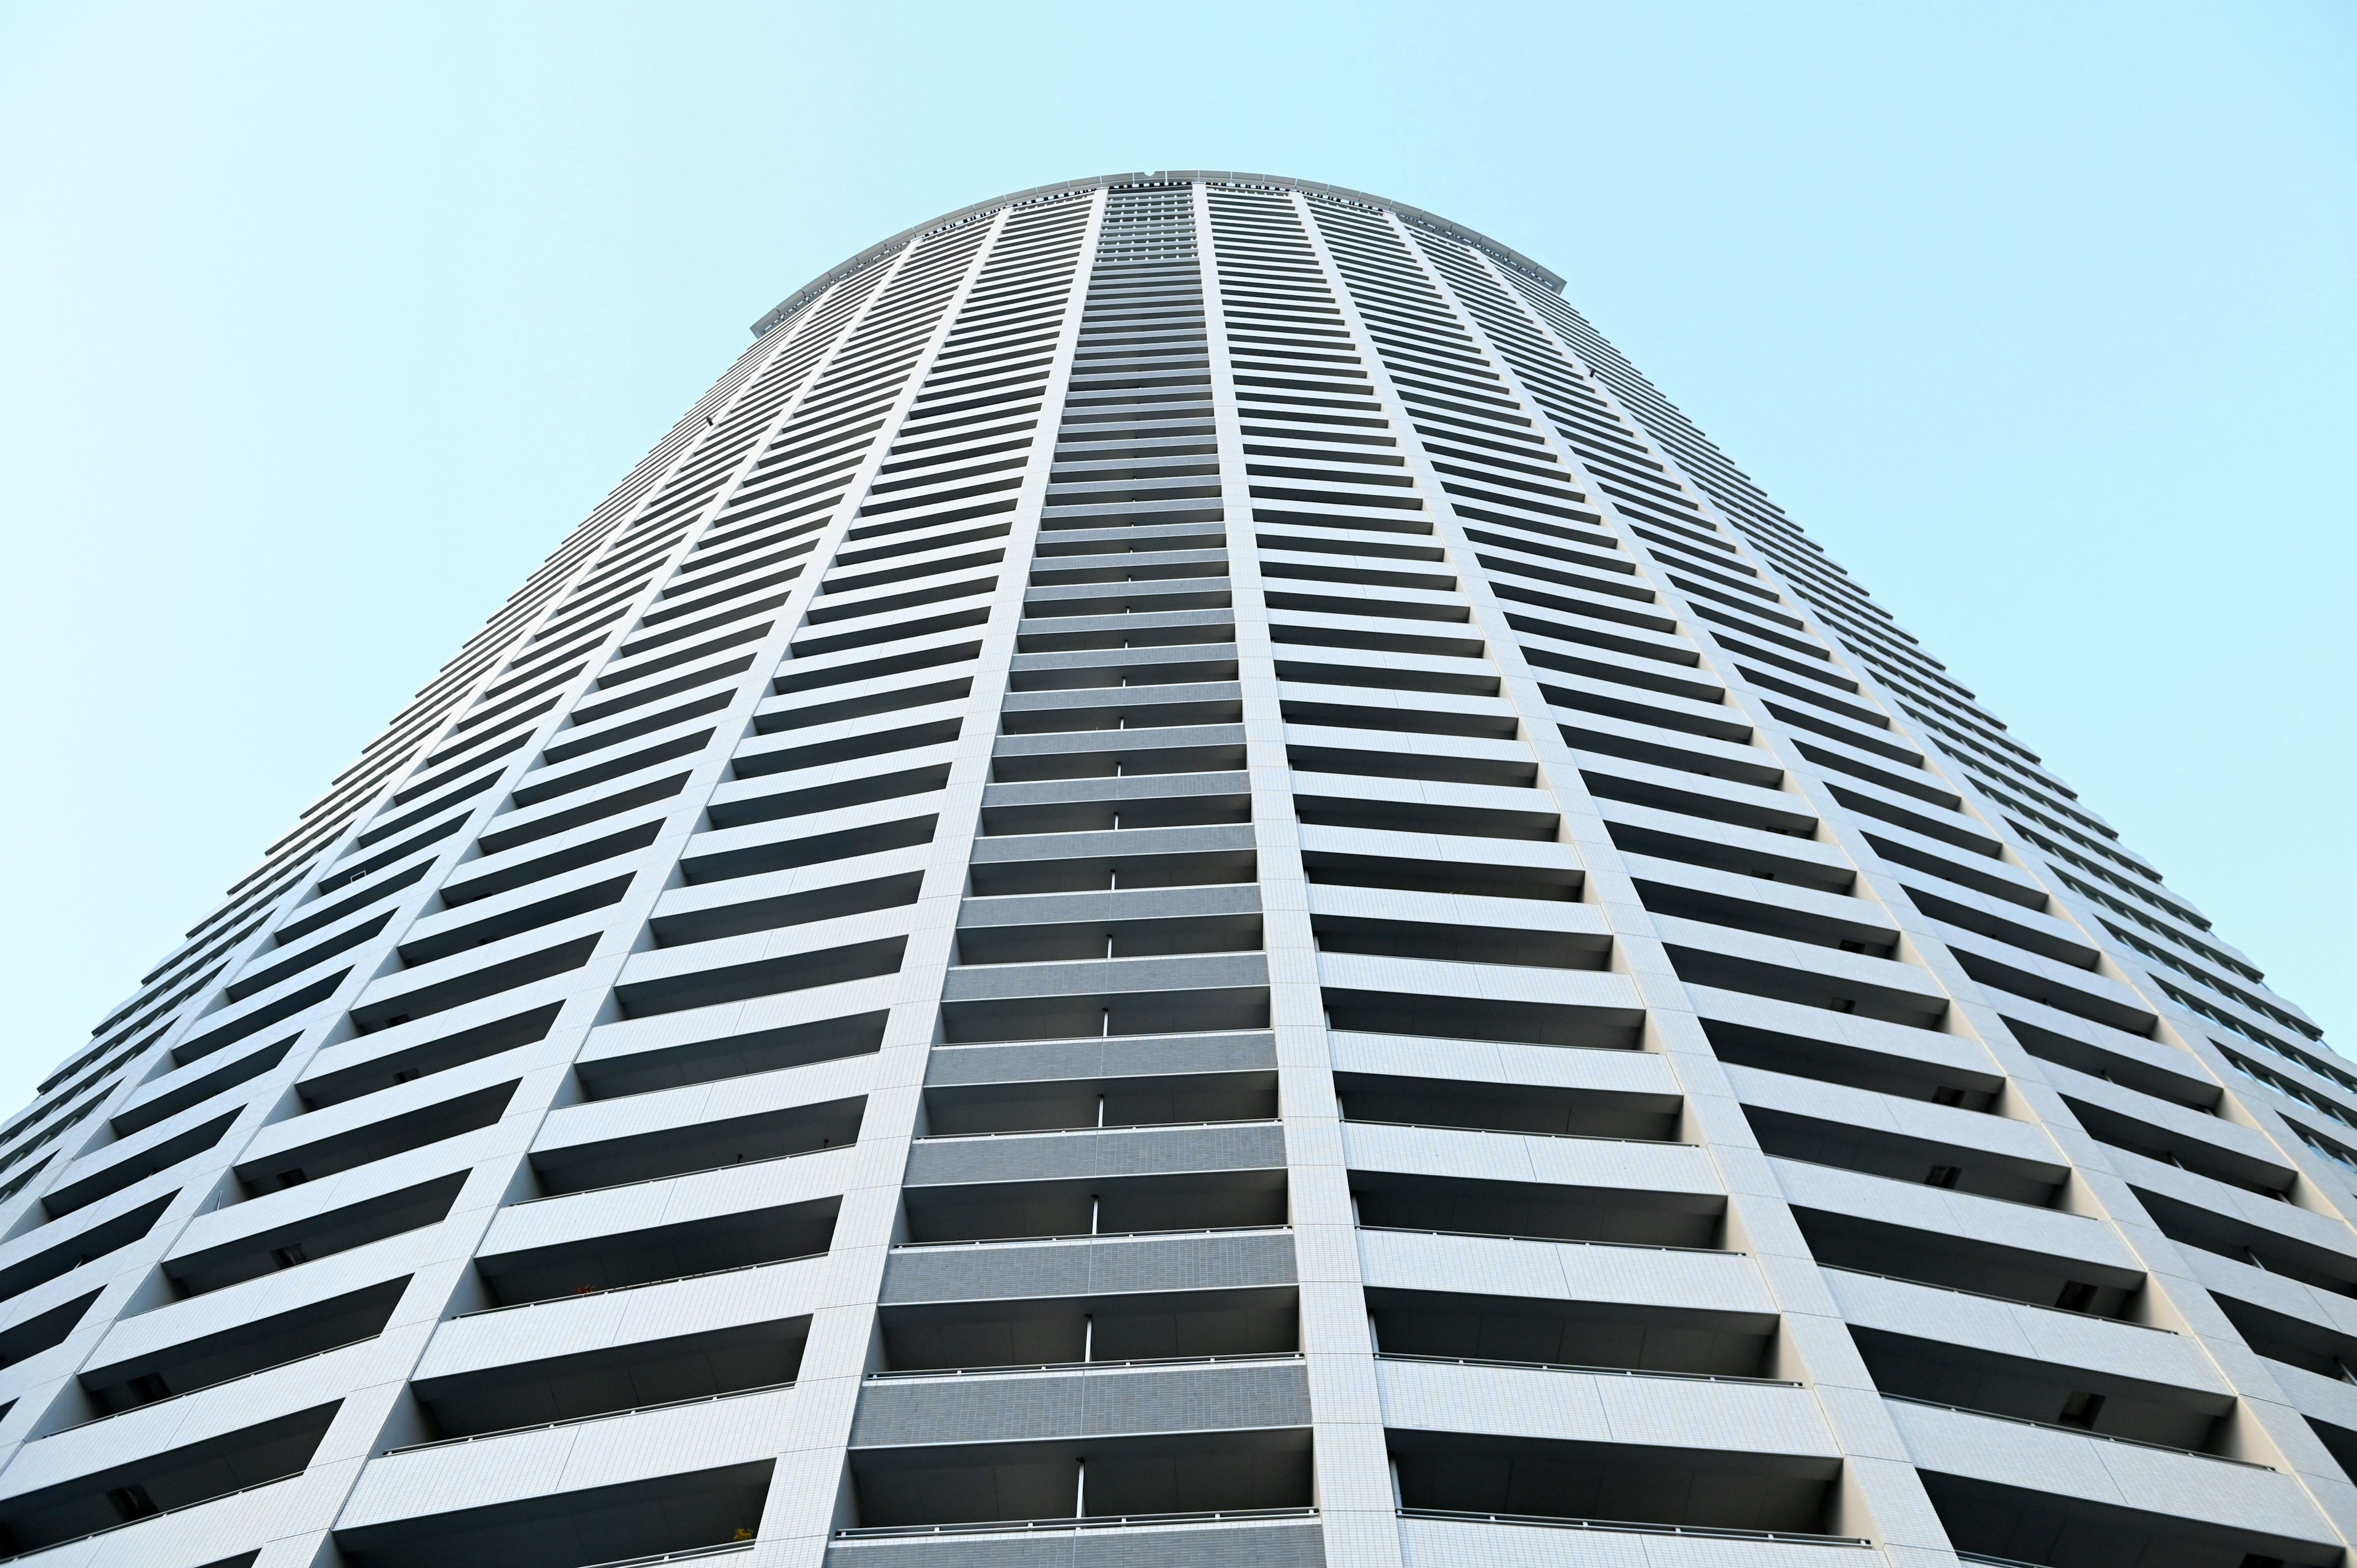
[0,174,2347,1568]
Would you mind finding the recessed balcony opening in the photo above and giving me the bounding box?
[1703,1018,2002,1110]
[1312,914,1609,970]
[1,1194,172,1308]
[610,933,908,1019]
[2004,1016,2221,1113]
[1749,1105,2067,1207]
[471,1195,837,1308]
[1303,850,1579,902]
[113,1034,296,1137]
[2307,1416,2357,1486]
[1336,1072,1678,1141]
[2208,1291,2357,1383]
[163,1173,466,1300]
[939,985,1270,1046]
[1013,620,1238,656]
[1322,989,1644,1052]
[1271,656,1492,696]
[924,1068,1278,1135]
[42,1108,236,1216]
[1351,1172,1723,1251]
[771,643,978,701]
[1576,763,1817,833]
[1368,1288,1775,1378]
[1293,794,1560,842]
[998,695,1244,736]
[1605,825,1852,894]
[233,1080,520,1199]
[2068,1098,2297,1199]
[297,1003,560,1110]
[1388,1431,1843,1539]
[845,1430,1312,1532]
[396,876,631,967]
[880,1286,1298,1372]
[955,909,1263,966]
[1920,1471,2339,1568]
[968,848,1257,898]
[1286,744,1538,790]
[1852,1326,2232,1453]
[989,738,1248,782]
[978,778,1252,836]
[648,870,924,948]
[706,761,953,833]
[2138,1189,2357,1297]
[523,1097,864,1199]
[0,1402,339,1555]
[1280,699,1512,743]
[902,1170,1288,1245]
[1793,1207,2144,1320]
[1282,643,1498,690]
[335,1461,773,1568]
[407,1317,808,1444]
[1635,878,1896,956]
[1005,650,1240,692]
[1663,946,1945,1030]
[74,1276,408,1420]
[0,1290,98,1373]
[573,1010,887,1100]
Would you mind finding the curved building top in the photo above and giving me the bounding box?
[749,168,1565,336]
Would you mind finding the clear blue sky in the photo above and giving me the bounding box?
[1,2,2350,1112]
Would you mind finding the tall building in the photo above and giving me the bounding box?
[0,171,2350,1568]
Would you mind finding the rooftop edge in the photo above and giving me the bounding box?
[749,169,1566,338]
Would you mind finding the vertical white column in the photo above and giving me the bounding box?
[756,188,1109,1568]
[1194,179,1407,1568]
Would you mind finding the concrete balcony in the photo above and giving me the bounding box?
[1888,1396,2336,1556]
[1393,1510,1870,1568]
[851,1355,1310,1448]
[1376,1354,1834,1459]
[881,1227,1298,1308]
[1357,1226,1767,1316]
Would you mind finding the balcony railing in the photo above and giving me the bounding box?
[579,1545,754,1568]
[49,1334,379,1434]
[506,1139,848,1206]
[1342,1117,1688,1146]
[1376,1351,1798,1387]
[1357,1224,1730,1256]
[1819,1262,2170,1330]
[870,1350,1299,1380]
[1883,1393,2268,1467]
[453,1249,828,1318]
[913,1117,1276,1142]
[0,1472,306,1564]
[891,1223,1290,1250]
[382,1380,797,1455]
[1395,1507,1869,1548]
[837,1506,1317,1540]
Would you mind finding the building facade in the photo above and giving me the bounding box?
[0,171,2350,1568]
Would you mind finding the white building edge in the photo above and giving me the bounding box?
[0,172,2347,1568]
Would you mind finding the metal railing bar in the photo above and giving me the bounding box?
[1376,1351,1799,1387]
[454,1251,827,1318]
[508,1141,848,1206]
[1817,1263,2173,1332]
[382,1380,797,1454]
[1881,1394,2270,1467]
[890,1224,1290,1251]
[1394,1507,1870,1547]
[836,1507,1317,1540]
[869,1351,1299,1380]
[1357,1225,1732,1256]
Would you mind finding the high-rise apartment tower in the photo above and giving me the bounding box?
[0,172,2348,1568]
